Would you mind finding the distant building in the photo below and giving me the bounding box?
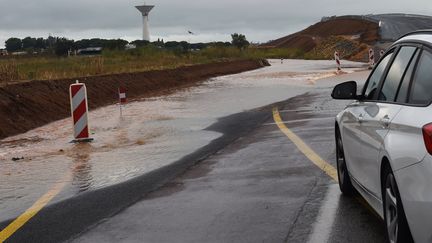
[11,51,27,56]
[77,47,103,56]
[125,44,137,50]
[0,49,7,56]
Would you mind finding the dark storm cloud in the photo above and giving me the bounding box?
[0,0,432,47]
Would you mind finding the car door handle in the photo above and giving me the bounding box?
[380,115,390,128]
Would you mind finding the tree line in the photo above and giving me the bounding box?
[5,37,137,56]
[4,33,250,56]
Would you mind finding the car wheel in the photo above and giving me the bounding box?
[335,128,354,195]
[382,166,413,243]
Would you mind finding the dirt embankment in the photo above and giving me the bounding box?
[262,17,380,61]
[0,59,269,140]
[265,18,379,49]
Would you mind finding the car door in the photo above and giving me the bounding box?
[340,101,368,175]
[341,50,395,185]
[384,47,429,171]
[359,46,419,196]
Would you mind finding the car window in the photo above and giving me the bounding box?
[378,46,417,102]
[409,50,432,105]
[363,51,394,100]
[396,50,419,103]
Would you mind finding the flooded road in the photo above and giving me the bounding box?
[72,72,385,243]
[0,60,365,225]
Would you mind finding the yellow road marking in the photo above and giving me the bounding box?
[273,107,382,218]
[272,107,338,181]
[0,173,70,242]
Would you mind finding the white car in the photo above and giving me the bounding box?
[332,31,432,243]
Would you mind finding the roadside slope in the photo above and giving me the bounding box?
[0,59,268,139]
[263,17,379,50]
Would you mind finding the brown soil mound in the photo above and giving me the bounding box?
[0,59,268,139]
[266,17,379,49]
[275,35,317,52]
[263,17,379,60]
[300,18,379,43]
[308,36,369,60]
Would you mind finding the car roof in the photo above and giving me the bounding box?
[395,30,432,46]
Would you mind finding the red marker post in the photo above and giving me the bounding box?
[334,51,341,72]
[70,80,93,143]
[118,87,127,116]
[369,48,375,69]
[119,87,127,104]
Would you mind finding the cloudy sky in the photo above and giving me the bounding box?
[1,0,432,48]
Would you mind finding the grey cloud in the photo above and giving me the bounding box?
[0,0,431,46]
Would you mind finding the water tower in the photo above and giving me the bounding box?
[135,2,154,41]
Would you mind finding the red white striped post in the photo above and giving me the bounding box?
[118,87,127,116]
[70,80,93,142]
[334,51,341,72]
[118,87,127,104]
[369,48,375,69]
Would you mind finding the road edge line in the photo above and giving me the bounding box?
[272,107,338,181]
[0,174,70,242]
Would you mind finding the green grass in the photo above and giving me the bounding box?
[0,46,314,83]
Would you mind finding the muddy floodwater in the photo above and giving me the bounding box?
[0,59,366,221]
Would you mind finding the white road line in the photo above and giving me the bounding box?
[307,184,341,243]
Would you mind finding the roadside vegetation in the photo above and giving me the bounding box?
[0,34,312,83]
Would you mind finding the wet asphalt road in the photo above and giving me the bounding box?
[69,92,386,242]
[1,63,388,242]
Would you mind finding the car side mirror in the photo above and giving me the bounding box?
[331,81,358,100]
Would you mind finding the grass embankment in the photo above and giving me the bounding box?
[0,46,305,83]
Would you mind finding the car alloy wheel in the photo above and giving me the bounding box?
[336,135,346,183]
[382,167,413,243]
[335,129,354,195]
[385,173,399,243]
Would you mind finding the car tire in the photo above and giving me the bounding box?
[335,128,355,196]
[382,165,413,243]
